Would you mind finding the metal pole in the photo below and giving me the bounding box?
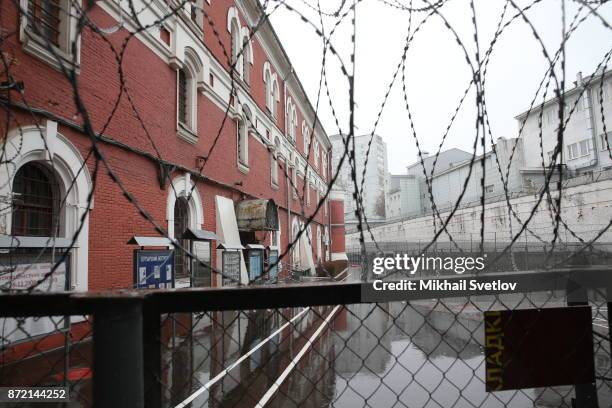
[143,300,162,408]
[567,277,598,408]
[93,300,144,408]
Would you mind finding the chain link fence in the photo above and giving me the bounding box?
[0,267,610,407]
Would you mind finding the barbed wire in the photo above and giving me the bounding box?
[1,0,612,405]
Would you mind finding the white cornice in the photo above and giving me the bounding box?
[96,0,328,187]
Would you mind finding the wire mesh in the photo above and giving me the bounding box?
[150,289,610,408]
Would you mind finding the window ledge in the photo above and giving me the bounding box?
[238,161,250,174]
[177,125,198,144]
[22,31,80,74]
[271,181,279,190]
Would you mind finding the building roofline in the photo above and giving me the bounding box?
[245,0,331,148]
[405,147,472,171]
[514,68,612,120]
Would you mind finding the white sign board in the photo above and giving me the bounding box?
[0,262,67,344]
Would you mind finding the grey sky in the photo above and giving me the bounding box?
[268,0,612,174]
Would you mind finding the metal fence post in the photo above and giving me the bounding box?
[567,277,599,408]
[93,299,145,408]
[143,299,162,408]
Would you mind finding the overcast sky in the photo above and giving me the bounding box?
[267,0,612,174]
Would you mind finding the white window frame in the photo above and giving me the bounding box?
[236,117,249,172]
[302,122,310,154]
[579,139,591,157]
[321,151,327,179]
[271,78,279,118]
[292,157,298,199]
[176,48,202,144]
[285,97,297,142]
[241,31,253,85]
[568,139,593,160]
[314,140,320,168]
[19,0,81,72]
[567,143,578,160]
[230,18,242,75]
[271,138,280,187]
[187,0,204,31]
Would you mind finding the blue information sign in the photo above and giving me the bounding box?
[268,250,279,280]
[133,249,175,289]
[248,251,262,281]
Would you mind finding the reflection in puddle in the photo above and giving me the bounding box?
[165,301,612,408]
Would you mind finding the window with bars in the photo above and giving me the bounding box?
[12,162,60,237]
[243,44,250,84]
[237,120,248,166]
[178,69,188,126]
[173,196,190,279]
[28,0,61,46]
[271,152,278,186]
[230,21,240,67]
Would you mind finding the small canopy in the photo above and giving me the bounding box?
[245,244,265,250]
[180,228,218,241]
[127,236,172,247]
[216,243,245,250]
[235,199,279,231]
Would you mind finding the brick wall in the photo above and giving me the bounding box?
[1,0,332,289]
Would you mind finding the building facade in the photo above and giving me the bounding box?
[385,139,525,221]
[516,69,612,182]
[0,0,344,291]
[385,174,420,219]
[330,133,388,222]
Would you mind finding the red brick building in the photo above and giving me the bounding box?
[0,0,346,291]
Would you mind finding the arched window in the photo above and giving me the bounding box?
[241,31,252,84]
[292,156,299,199]
[190,0,203,28]
[264,68,272,111]
[292,218,300,266]
[177,68,189,126]
[271,78,279,118]
[322,150,327,180]
[271,137,280,186]
[286,97,297,142]
[314,139,320,168]
[12,162,60,237]
[177,49,202,143]
[302,122,310,154]
[237,117,248,167]
[174,196,190,279]
[230,19,241,71]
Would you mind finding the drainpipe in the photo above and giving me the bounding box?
[577,71,599,170]
[287,159,292,266]
[327,148,332,261]
[282,68,294,267]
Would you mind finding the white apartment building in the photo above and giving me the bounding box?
[330,134,389,222]
[516,68,612,182]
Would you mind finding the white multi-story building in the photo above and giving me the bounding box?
[516,69,612,182]
[390,141,524,218]
[330,134,388,222]
[386,174,421,219]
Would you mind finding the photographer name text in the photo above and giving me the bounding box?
[372,279,517,292]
